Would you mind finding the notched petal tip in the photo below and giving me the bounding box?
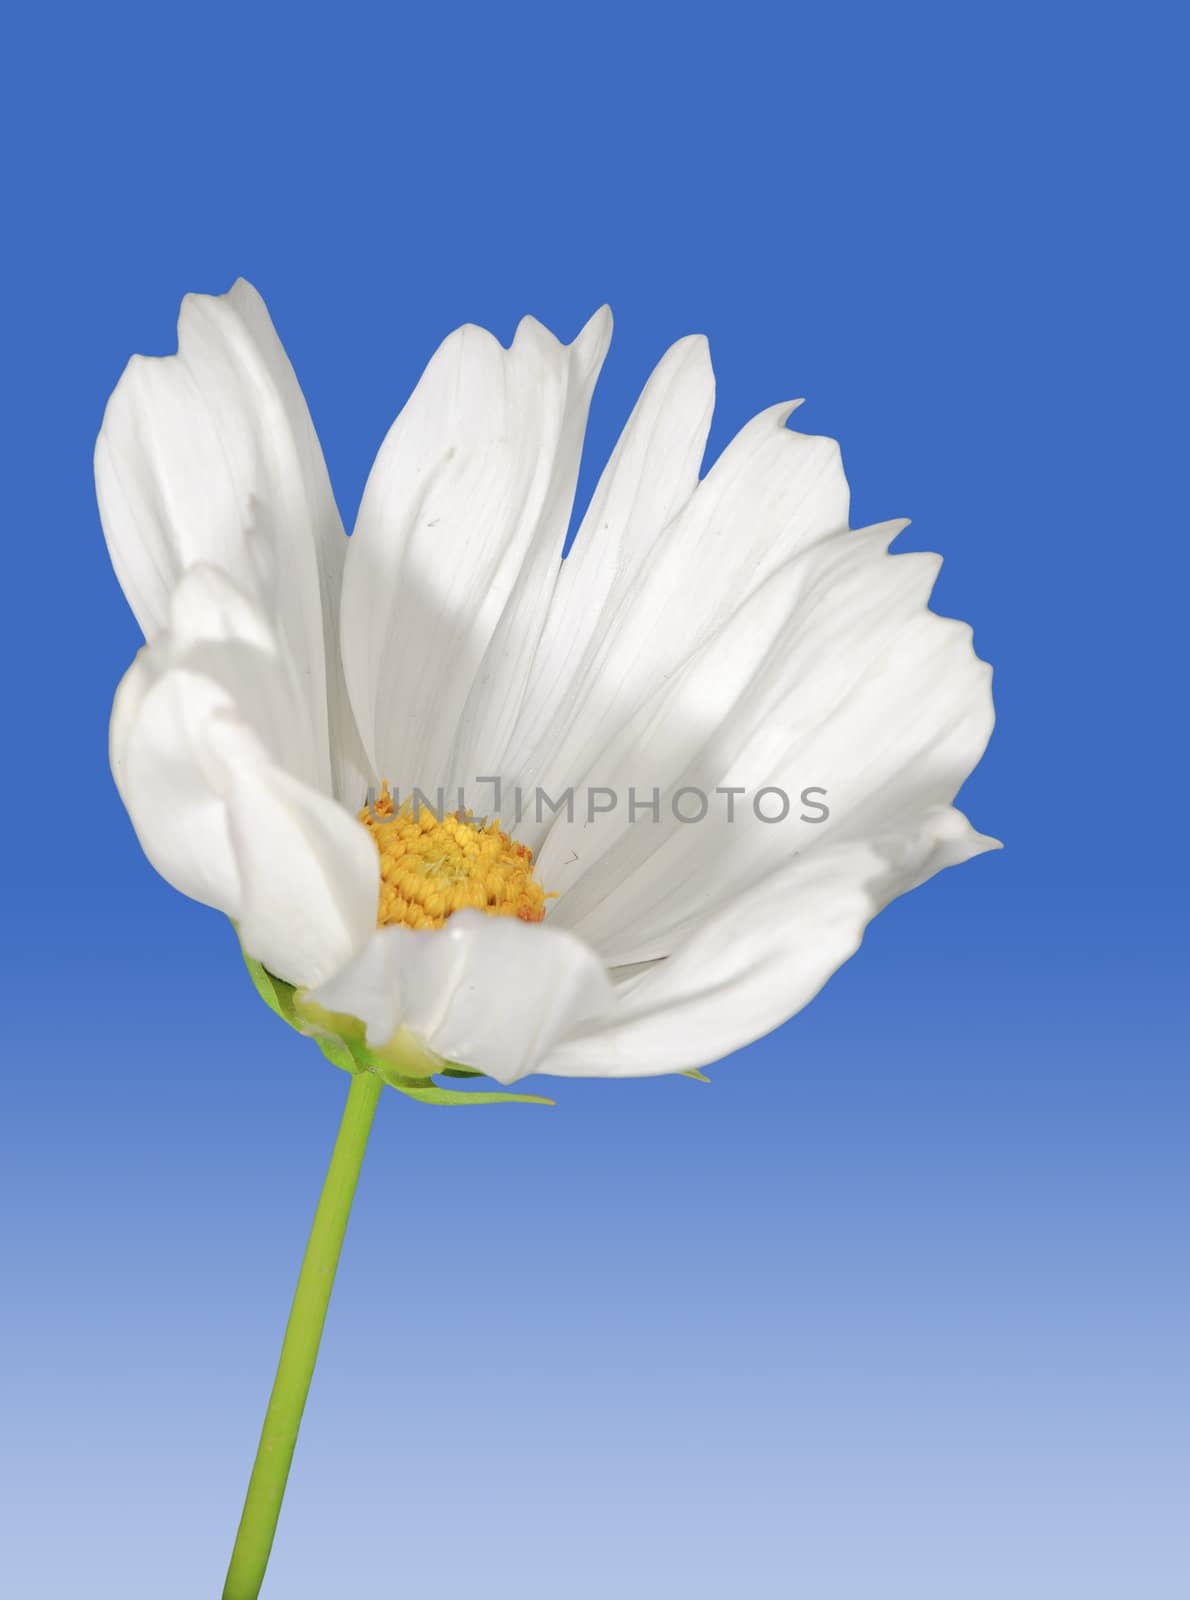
[584,301,614,339]
[227,275,266,308]
[511,303,613,365]
[769,398,806,428]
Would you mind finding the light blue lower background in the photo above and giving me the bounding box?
[5,934,1186,1598]
[2,4,1186,1597]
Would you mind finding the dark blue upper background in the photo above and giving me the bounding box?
[2,6,1184,1598]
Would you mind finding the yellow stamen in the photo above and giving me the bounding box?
[358,783,551,931]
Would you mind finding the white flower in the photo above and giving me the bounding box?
[99,280,995,1088]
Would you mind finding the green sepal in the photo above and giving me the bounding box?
[683,1068,712,1083]
[243,949,302,1029]
[391,1080,554,1108]
[312,1032,359,1077]
[241,943,553,1107]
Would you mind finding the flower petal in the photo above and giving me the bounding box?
[340,308,611,789]
[95,278,367,801]
[537,522,994,964]
[111,660,244,913]
[223,760,380,989]
[506,395,852,837]
[481,332,715,782]
[540,805,998,1079]
[309,912,613,1085]
[110,566,377,986]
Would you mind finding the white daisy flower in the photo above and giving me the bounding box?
[99,280,995,1094]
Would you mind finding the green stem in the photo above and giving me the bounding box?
[223,1069,384,1600]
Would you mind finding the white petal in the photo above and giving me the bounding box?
[340,308,611,789]
[109,565,295,913]
[159,562,324,786]
[538,522,994,964]
[111,660,244,913]
[224,761,379,989]
[490,333,715,780]
[95,278,367,800]
[540,806,998,1079]
[310,912,612,1084]
[110,567,377,985]
[505,397,852,846]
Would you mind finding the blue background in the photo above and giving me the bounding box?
[2,5,1185,1597]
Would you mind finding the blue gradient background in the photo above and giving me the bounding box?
[2,6,1186,1597]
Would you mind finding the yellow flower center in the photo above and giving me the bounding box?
[358,784,551,931]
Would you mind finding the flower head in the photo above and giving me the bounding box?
[99,281,995,1089]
